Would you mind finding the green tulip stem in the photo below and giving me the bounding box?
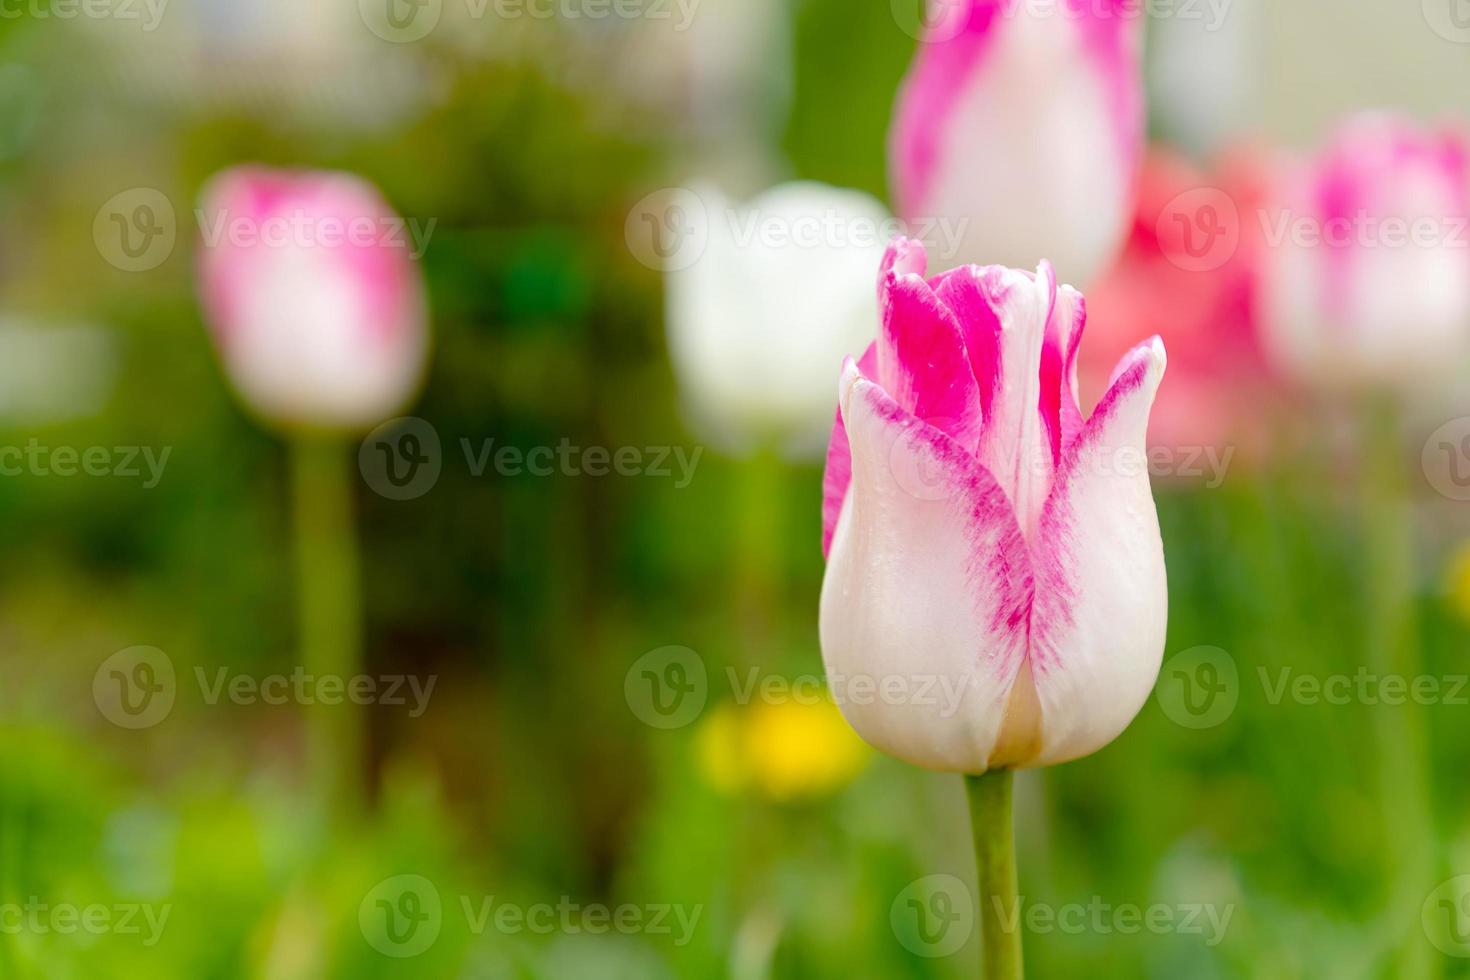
[290,435,365,818]
[1362,398,1436,979]
[966,769,1023,980]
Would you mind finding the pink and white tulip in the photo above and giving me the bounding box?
[889,0,1144,287]
[1258,114,1470,391]
[196,166,429,432]
[820,238,1167,773]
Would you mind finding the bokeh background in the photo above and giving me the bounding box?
[5,0,1470,977]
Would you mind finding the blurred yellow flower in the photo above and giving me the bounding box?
[696,695,869,803]
[1444,539,1470,624]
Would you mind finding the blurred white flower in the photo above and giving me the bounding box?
[665,181,888,458]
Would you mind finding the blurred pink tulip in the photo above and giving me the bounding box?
[820,238,1167,773]
[196,166,429,432]
[889,0,1144,287]
[1083,147,1277,468]
[1257,114,1470,391]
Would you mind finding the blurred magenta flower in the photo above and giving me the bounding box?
[819,238,1167,773]
[1257,114,1470,391]
[665,181,888,457]
[889,0,1144,286]
[1084,146,1278,466]
[196,166,429,432]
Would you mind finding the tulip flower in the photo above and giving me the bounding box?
[889,0,1144,286]
[820,236,1167,773]
[1257,114,1470,391]
[820,237,1166,978]
[196,166,429,433]
[1256,115,1466,980]
[665,181,890,457]
[194,164,430,817]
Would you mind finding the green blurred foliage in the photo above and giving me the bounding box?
[0,4,1468,979]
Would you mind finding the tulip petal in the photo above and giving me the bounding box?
[1041,282,1087,462]
[877,263,984,445]
[821,343,877,558]
[820,358,1032,772]
[934,263,1055,537]
[1029,337,1168,767]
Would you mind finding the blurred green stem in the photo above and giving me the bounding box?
[1362,399,1436,980]
[965,770,1023,980]
[733,451,783,659]
[290,436,364,818]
